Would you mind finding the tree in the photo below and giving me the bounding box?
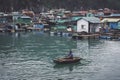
[0,0,119,12]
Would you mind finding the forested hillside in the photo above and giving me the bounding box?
[0,0,120,12]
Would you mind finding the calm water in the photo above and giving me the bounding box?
[0,32,120,80]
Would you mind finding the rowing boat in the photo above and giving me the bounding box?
[53,57,81,64]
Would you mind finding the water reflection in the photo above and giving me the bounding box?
[77,39,103,49]
[53,62,80,72]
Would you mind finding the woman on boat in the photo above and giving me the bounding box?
[66,49,73,59]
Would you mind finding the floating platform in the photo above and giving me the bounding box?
[72,33,100,40]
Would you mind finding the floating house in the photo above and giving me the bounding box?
[77,17,101,33]
[55,25,67,31]
[0,15,13,24]
[16,16,32,25]
[56,17,70,25]
[118,21,120,29]
[0,14,13,32]
[33,23,44,30]
[101,18,120,30]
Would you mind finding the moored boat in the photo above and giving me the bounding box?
[53,57,81,64]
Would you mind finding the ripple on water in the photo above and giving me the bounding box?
[1,32,120,80]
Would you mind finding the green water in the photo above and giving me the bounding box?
[0,32,120,80]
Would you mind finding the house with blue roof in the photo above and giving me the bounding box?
[77,17,101,33]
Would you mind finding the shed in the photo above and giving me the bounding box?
[77,17,101,33]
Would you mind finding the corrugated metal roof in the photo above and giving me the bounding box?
[82,17,100,23]
[71,16,81,21]
[110,14,120,17]
[21,16,31,18]
[101,18,120,22]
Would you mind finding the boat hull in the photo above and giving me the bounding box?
[53,57,81,64]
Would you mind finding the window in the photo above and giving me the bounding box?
[81,25,85,29]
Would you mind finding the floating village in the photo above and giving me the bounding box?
[0,8,120,40]
[1,7,120,80]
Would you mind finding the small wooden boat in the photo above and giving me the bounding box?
[53,57,81,64]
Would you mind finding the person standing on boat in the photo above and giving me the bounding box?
[67,49,73,59]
